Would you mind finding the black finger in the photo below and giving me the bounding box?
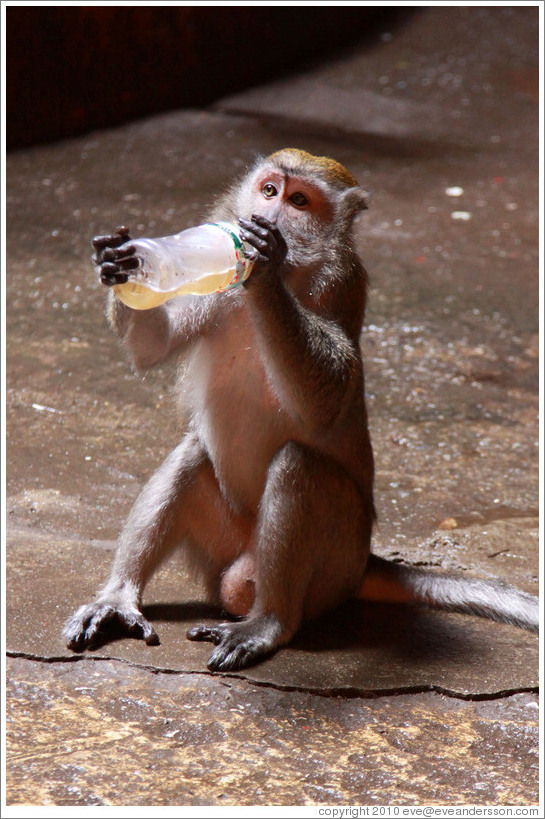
[186,625,212,642]
[92,235,115,250]
[102,244,135,261]
[117,244,135,257]
[100,261,121,275]
[251,214,278,231]
[239,220,270,241]
[131,614,159,644]
[186,625,225,645]
[243,249,260,262]
[85,607,116,644]
[92,225,131,253]
[117,256,140,271]
[102,250,138,271]
[101,270,129,286]
[251,215,285,249]
[66,631,87,652]
[243,252,268,268]
[143,625,161,646]
[239,218,272,241]
[92,233,127,252]
[240,232,269,253]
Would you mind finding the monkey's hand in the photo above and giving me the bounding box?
[92,225,139,286]
[238,215,287,281]
[63,596,160,651]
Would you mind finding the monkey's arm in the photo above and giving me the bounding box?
[248,286,358,427]
[106,291,217,372]
[240,216,360,428]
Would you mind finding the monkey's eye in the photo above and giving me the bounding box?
[289,192,309,208]
[262,183,278,198]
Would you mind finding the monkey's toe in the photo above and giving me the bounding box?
[127,613,160,645]
[63,604,114,651]
[206,641,258,672]
[186,623,228,645]
[64,625,89,653]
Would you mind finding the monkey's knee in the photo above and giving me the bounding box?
[268,440,354,499]
[268,440,317,485]
[220,553,256,617]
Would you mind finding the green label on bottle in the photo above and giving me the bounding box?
[206,222,251,290]
[207,222,242,250]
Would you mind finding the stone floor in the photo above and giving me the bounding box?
[5,5,540,809]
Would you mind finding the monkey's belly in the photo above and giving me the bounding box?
[183,333,291,513]
[204,389,291,513]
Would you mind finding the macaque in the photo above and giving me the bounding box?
[64,149,538,671]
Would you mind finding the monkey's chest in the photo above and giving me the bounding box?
[185,329,295,512]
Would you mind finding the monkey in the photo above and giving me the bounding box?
[63,148,539,672]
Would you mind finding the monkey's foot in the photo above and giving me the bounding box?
[186,614,282,672]
[63,601,160,651]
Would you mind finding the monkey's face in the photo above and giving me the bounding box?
[230,154,367,270]
[238,164,338,264]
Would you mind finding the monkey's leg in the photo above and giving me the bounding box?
[187,441,372,671]
[64,433,250,651]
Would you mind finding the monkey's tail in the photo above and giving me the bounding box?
[358,554,539,633]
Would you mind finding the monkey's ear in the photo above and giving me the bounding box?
[341,186,369,221]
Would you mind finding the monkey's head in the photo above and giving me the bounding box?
[230,148,368,267]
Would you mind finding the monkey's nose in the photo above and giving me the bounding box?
[263,207,280,225]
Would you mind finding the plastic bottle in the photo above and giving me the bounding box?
[110,222,255,310]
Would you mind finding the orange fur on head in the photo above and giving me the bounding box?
[268,148,359,190]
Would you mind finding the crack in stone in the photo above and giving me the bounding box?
[7,650,539,703]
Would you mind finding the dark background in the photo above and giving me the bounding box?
[7,5,412,150]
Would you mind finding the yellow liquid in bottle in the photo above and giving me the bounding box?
[113,270,233,310]
[113,282,172,310]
